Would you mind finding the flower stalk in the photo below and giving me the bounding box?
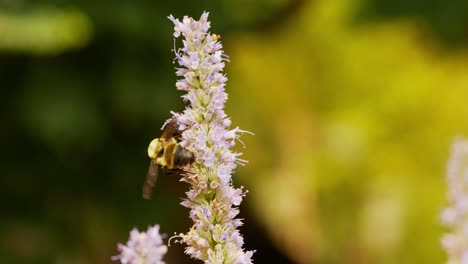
[167,12,255,264]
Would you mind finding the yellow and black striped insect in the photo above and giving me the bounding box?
[142,118,195,199]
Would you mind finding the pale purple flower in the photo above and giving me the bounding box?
[167,12,255,263]
[113,225,167,264]
[442,137,468,263]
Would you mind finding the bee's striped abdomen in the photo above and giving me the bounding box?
[164,143,176,167]
[174,145,195,167]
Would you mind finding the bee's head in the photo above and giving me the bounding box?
[148,138,163,159]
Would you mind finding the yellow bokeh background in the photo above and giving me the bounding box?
[227,0,468,263]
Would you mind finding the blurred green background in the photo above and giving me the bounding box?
[2,0,468,263]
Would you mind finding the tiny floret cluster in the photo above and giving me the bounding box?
[168,12,255,264]
[441,137,468,263]
[113,225,167,264]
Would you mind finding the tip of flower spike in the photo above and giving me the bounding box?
[168,11,212,40]
[113,225,168,263]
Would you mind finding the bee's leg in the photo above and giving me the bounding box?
[181,168,196,175]
[176,123,195,140]
[164,168,181,177]
[164,168,195,177]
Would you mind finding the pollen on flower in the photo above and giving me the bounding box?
[212,34,221,41]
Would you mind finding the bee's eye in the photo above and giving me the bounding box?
[158,148,164,156]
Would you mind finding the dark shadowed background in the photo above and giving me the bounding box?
[2,0,468,263]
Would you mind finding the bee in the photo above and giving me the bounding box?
[142,118,195,199]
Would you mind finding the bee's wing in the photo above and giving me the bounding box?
[142,159,159,199]
[161,118,179,139]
